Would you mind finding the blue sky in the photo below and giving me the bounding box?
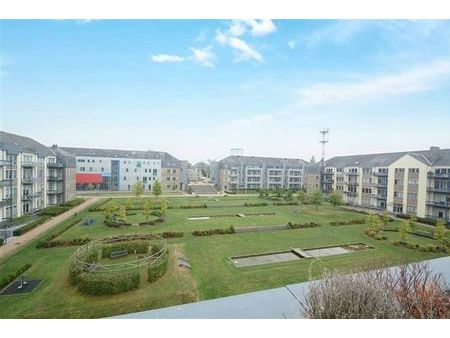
[1,19,450,163]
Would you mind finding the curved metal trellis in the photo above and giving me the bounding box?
[72,233,167,273]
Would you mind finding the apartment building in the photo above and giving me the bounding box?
[60,147,188,192]
[322,147,450,221]
[0,131,76,221]
[214,155,307,191]
[304,164,322,192]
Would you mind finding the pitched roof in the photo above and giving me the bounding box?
[0,131,55,157]
[325,147,450,168]
[219,155,308,168]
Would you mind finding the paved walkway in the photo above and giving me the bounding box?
[0,197,100,258]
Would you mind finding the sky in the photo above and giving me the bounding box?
[1,19,450,164]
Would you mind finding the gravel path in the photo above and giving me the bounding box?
[0,197,100,259]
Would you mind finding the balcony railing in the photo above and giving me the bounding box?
[0,159,14,166]
[21,161,37,167]
[373,172,388,177]
[0,179,16,187]
[426,201,450,209]
[21,194,33,201]
[22,177,35,184]
[344,172,359,176]
[47,162,63,168]
[346,181,359,186]
[47,175,63,181]
[344,191,358,196]
[427,172,450,179]
[0,198,13,206]
[371,194,387,200]
[427,187,450,194]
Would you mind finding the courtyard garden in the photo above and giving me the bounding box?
[0,194,448,318]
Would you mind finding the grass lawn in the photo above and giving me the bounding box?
[0,195,448,318]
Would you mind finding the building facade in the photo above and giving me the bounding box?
[0,131,76,221]
[321,147,450,221]
[215,155,307,191]
[60,147,188,192]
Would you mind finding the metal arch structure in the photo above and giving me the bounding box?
[72,233,167,273]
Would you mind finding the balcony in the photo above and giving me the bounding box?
[21,161,37,167]
[426,201,450,209]
[0,159,13,166]
[22,195,32,201]
[47,175,63,182]
[0,179,16,187]
[47,162,63,168]
[427,187,450,194]
[344,191,358,197]
[427,172,450,179]
[373,171,388,177]
[346,181,359,186]
[22,177,35,184]
[371,194,387,200]
[344,172,359,176]
[0,198,13,207]
[374,182,388,188]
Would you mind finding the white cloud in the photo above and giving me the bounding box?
[242,20,277,37]
[215,31,263,63]
[150,54,184,63]
[190,46,215,68]
[288,40,296,50]
[228,20,247,37]
[296,60,450,106]
[303,20,367,48]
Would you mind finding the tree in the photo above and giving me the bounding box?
[132,180,144,198]
[142,199,152,222]
[160,200,169,217]
[117,206,127,222]
[408,215,417,232]
[328,191,343,208]
[172,184,178,191]
[126,198,133,210]
[367,213,383,236]
[286,189,293,199]
[399,220,411,242]
[297,190,307,204]
[309,190,324,209]
[152,180,162,198]
[434,219,447,246]
[381,210,391,226]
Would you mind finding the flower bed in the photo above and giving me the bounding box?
[192,226,235,236]
[330,219,366,226]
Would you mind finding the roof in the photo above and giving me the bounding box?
[325,147,450,168]
[111,256,450,319]
[51,145,76,168]
[0,131,55,157]
[219,155,308,169]
[60,146,183,167]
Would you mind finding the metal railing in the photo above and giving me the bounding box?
[426,201,450,208]
[427,187,450,194]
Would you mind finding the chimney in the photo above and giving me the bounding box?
[429,146,441,163]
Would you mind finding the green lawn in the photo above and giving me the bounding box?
[0,195,448,318]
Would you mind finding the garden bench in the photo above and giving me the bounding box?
[110,249,128,259]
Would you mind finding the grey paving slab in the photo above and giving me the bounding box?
[232,252,301,267]
[304,246,350,257]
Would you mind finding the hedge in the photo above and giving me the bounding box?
[273,201,299,206]
[157,231,184,239]
[88,198,113,212]
[104,216,132,227]
[287,221,320,229]
[77,270,140,295]
[62,198,85,207]
[180,204,207,209]
[13,216,51,236]
[393,241,449,253]
[69,249,98,285]
[40,237,91,248]
[139,218,164,226]
[192,226,235,236]
[148,253,169,283]
[244,202,268,207]
[36,218,82,248]
[330,219,366,226]
[0,263,32,289]
[101,240,149,258]
[0,238,3,246]
[40,205,70,216]
[395,214,449,227]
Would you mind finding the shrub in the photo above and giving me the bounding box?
[36,218,82,248]
[273,201,299,206]
[88,198,113,212]
[192,226,235,236]
[139,218,164,226]
[101,240,149,258]
[13,216,51,236]
[104,216,131,227]
[148,253,169,283]
[287,222,320,229]
[77,270,140,295]
[158,231,184,238]
[40,237,91,248]
[0,263,32,289]
[330,219,366,226]
[69,249,98,285]
[243,202,268,207]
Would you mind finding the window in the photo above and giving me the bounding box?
[87,159,90,163]
[408,179,418,185]
[80,167,85,172]
[101,167,104,172]
[407,193,417,200]
[395,168,405,174]
[153,169,157,175]
[126,168,129,172]
[134,168,137,173]
[123,176,126,181]
[89,167,92,172]
[408,168,419,173]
